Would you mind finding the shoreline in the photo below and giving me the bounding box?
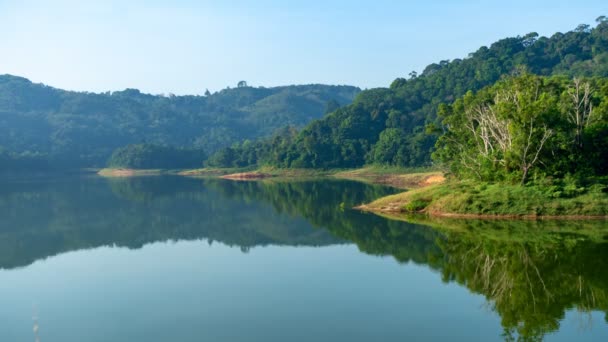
[97,167,607,219]
[358,181,608,220]
[356,204,608,220]
[97,168,168,177]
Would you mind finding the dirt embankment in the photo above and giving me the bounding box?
[98,168,137,177]
[98,168,166,177]
[420,175,445,186]
[334,169,445,189]
[220,172,273,180]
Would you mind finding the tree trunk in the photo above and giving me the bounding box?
[521,167,529,185]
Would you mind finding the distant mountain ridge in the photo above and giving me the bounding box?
[0,74,360,168]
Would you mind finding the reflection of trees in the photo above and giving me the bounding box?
[440,234,608,341]
[2,176,608,340]
[98,179,608,339]
[203,178,398,230]
[325,216,608,341]
[0,177,352,269]
[0,177,394,270]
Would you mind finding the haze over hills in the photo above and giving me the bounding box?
[0,76,359,169]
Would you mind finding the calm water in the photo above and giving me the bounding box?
[0,176,607,341]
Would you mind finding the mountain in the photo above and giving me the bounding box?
[0,76,360,169]
[208,19,608,169]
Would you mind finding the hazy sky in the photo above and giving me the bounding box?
[0,0,606,95]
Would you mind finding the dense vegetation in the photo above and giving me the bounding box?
[0,76,359,169]
[209,19,608,169]
[107,144,206,169]
[435,73,608,183]
[361,72,608,217]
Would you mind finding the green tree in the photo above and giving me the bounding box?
[434,74,608,182]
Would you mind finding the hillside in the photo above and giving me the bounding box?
[0,76,359,169]
[209,19,608,169]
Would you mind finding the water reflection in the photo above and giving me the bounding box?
[0,176,607,340]
[325,216,608,341]
[0,176,399,269]
[0,176,374,269]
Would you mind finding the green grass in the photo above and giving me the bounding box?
[366,180,608,217]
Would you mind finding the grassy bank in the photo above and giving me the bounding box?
[360,180,608,218]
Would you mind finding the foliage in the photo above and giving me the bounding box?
[107,143,206,169]
[0,76,359,168]
[403,199,430,212]
[434,73,608,183]
[209,20,608,169]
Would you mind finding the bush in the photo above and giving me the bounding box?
[404,199,430,212]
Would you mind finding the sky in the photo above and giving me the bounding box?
[0,0,606,95]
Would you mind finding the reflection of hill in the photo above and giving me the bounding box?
[3,176,608,339]
[202,178,398,226]
[0,176,350,269]
[186,179,608,339]
[323,215,608,341]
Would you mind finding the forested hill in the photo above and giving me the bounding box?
[0,75,359,169]
[208,19,608,169]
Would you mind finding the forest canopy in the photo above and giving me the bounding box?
[0,77,359,169]
[207,19,608,171]
[433,73,608,183]
[107,144,207,169]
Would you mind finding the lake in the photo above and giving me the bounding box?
[0,176,607,341]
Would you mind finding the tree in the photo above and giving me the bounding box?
[575,24,591,33]
[204,89,211,96]
[211,23,608,177]
[241,21,608,170]
[435,74,562,183]
[237,80,248,88]
[0,74,360,168]
[564,78,594,149]
[324,99,340,114]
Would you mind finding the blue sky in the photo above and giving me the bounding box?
[0,0,606,94]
